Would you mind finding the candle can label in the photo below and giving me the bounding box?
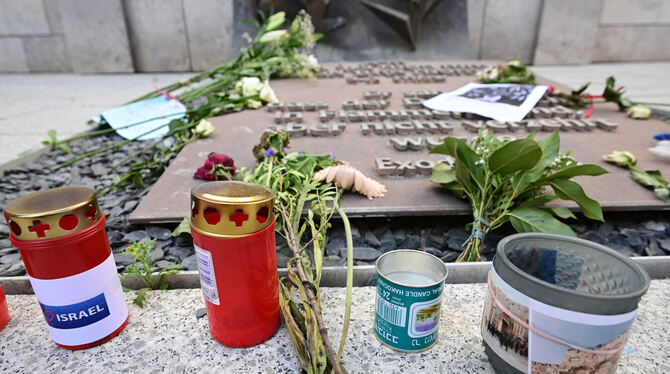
[374,274,443,352]
[28,254,128,346]
[482,268,638,374]
[194,245,220,305]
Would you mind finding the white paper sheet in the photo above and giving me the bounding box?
[101,96,186,140]
[422,83,548,122]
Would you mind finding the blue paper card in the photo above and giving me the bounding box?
[101,96,186,140]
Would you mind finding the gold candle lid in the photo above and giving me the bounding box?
[4,187,103,241]
[191,181,275,237]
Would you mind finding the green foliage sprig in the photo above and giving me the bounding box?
[120,239,182,307]
[243,130,352,374]
[430,131,607,261]
[603,151,669,202]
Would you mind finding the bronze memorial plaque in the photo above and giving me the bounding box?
[130,61,670,224]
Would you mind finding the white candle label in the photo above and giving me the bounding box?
[194,244,220,305]
[28,254,128,346]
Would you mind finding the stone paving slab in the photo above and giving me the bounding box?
[1,281,668,373]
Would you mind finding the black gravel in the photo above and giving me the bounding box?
[0,131,669,277]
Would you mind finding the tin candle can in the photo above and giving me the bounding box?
[482,233,650,374]
[3,187,128,349]
[374,249,448,352]
[190,181,279,347]
[0,285,8,331]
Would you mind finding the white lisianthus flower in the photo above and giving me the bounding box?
[306,54,319,71]
[507,60,522,67]
[235,77,263,97]
[192,119,215,138]
[260,81,279,103]
[259,29,288,44]
[476,66,499,82]
[246,99,262,109]
[626,104,652,120]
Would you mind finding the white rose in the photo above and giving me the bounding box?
[259,81,278,103]
[626,104,652,120]
[306,54,319,71]
[236,77,263,97]
[192,119,215,138]
[259,30,288,44]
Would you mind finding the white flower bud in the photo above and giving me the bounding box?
[259,81,279,103]
[192,119,215,138]
[259,29,288,44]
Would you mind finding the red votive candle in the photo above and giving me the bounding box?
[190,181,279,347]
[3,187,128,349]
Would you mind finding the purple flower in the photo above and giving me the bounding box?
[280,169,286,175]
[330,152,336,159]
[264,148,276,158]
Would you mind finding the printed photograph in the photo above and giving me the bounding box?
[458,85,534,107]
[529,310,634,374]
[481,284,529,372]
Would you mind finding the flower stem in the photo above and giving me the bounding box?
[336,205,353,362]
[54,122,171,170]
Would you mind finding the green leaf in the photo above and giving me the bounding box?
[172,216,193,240]
[546,206,577,220]
[550,179,604,221]
[543,164,608,181]
[47,129,57,143]
[655,188,669,202]
[244,18,261,28]
[313,33,324,42]
[57,143,73,154]
[536,131,560,168]
[133,288,149,308]
[508,208,576,236]
[456,141,486,191]
[429,143,450,156]
[487,139,542,175]
[573,82,591,95]
[631,169,665,188]
[429,163,456,185]
[430,137,462,157]
[516,195,558,209]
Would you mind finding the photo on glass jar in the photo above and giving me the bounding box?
[481,271,530,372]
[528,306,635,374]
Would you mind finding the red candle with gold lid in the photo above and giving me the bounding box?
[4,187,128,349]
[190,181,279,347]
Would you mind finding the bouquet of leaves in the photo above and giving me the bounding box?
[243,131,353,374]
[430,131,607,261]
[45,10,322,195]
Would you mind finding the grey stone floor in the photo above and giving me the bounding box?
[0,73,190,165]
[1,281,668,373]
[1,62,669,165]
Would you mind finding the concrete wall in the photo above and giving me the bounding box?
[0,0,233,73]
[469,0,670,65]
[1,0,669,73]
